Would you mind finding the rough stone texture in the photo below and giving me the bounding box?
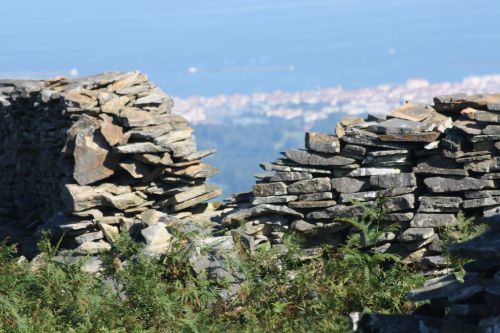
[0,71,220,253]
[222,92,500,292]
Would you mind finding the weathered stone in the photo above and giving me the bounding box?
[340,144,366,160]
[98,223,119,242]
[306,204,365,220]
[411,213,457,227]
[168,189,223,212]
[115,142,169,154]
[270,172,312,182]
[434,93,500,112]
[424,177,494,193]
[73,127,117,185]
[463,196,500,209]
[378,132,441,143]
[347,167,401,177]
[305,132,340,153]
[398,227,435,242]
[450,230,500,258]
[141,223,172,257]
[222,204,303,225]
[453,120,484,135]
[482,125,500,135]
[153,128,193,146]
[381,212,414,222]
[287,178,331,194]
[298,192,333,201]
[251,195,298,205]
[291,220,317,234]
[331,177,370,193]
[380,194,415,212]
[339,187,415,203]
[369,173,416,189]
[75,240,111,254]
[367,118,428,134]
[75,231,103,244]
[388,102,434,122]
[284,149,355,166]
[253,182,287,197]
[99,114,125,146]
[119,160,151,179]
[418,196,462,213]
[288,200,337,209]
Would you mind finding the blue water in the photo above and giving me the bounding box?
[1,0,500,97]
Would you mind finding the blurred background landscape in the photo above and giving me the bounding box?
[2,0,500,195]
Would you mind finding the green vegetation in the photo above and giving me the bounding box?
[0,222,402,331]
[0,206,481,332]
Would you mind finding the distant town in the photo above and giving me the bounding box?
[174,74,500,126]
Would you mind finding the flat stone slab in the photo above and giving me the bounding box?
[410,213,457,227]
[270,171,313,182]
[222,204,304,225]
[288,200,337,209]
[340,144,366,160]
[418,196,462,213]
[388,103,434,122]
[370,173,416,189]
[253,182,287,197]
[398,227,435,242]
[424,177,494,193]
[367,118,429,134]
[306,204,365,220]
[450,230,500,258]
[251,195,298,205]
[463,196,500,209]
[305,132,340,154]
[380,194,415,212]
[464,190,500,199]
[339,187,415,203]
[330,177,370,193]
[284,149,354,166]
[287,177,331,194]
[482,125,500,135]
[347,167,401,177]
[378,132,441,143]
[298,192,333,201]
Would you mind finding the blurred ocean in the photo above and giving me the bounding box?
[1,0,500,96]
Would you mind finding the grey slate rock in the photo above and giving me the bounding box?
[252,182,287,197]
[270,172,312,182]
[339,187,415,203]
[398,227,435,242]
[287,177,331,194]
[418,196,462,213]
[298,192,333,201]
[284,149,355,166]
[330,177,370,193]
[251,195,298,205]
[305,132,340,154]
[367,118,429,134]
[450,230,500,258]
[424,177,494,193]
[410,213,457,227]
[369,173,416,189]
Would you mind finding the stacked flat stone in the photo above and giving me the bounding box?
[0,71,221,254]
[358,219,500,332]
[223,93,500,272]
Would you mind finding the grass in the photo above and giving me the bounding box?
[1,205,481,333]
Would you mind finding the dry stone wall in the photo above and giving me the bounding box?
[223,93,500,273]
[0,71,221,254]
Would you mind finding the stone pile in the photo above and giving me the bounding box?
[223,93,500,272]
[0,71,221,254]
[358,219,500,332]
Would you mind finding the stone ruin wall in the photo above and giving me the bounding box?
[222,93,500,274]
[0,71,221,255]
